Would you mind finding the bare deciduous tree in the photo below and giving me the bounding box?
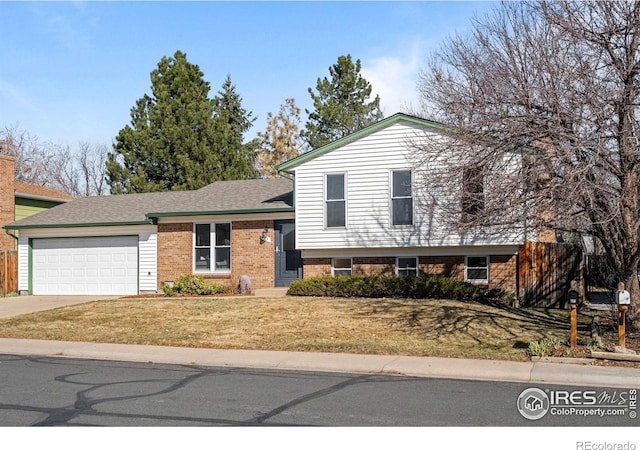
[50,142,109,197]
[0,124,56,185]
[1,125,109,198]
[417,0,640,327]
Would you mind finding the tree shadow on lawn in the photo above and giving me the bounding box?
[346,297,588,346]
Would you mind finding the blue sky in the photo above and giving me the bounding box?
[0,1,493,147]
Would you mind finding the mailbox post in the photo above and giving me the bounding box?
[568,280,579,349]
[616,282,630,348]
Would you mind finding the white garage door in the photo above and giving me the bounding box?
[32,236,138,295]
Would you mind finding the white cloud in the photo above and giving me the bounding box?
[361,38,432,117]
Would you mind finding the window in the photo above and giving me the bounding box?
[397,257,418,277]
[465,256,489,284]
[462,165,485,220]
[392,170,413,225]
[194,223,231,272]
[326,173,346,228]
[332,258,352,277]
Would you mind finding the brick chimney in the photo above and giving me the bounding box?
[0,155,16,251]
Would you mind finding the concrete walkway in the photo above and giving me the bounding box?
[1,291,638,388]
[0,295,120,318]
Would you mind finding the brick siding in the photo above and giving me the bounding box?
[0,156,16,251]
[302,253,518,292]
[157,223,193,290]
[157,220,276,292]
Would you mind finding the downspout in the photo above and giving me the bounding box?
[4,227,18,243]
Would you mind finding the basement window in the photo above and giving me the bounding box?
[332,258,352,277]
[465,256,489,284]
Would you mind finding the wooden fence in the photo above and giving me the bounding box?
[518,241,583,308]
[0,250,18,296]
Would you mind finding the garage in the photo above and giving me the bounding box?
[32,236,138,295]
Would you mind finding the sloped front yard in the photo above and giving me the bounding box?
[0,296,598,362]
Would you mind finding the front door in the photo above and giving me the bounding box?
[274,220,302,287]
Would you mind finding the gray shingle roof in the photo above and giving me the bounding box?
[5,178,293,229]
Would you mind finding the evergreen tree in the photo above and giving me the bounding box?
[213,75,258,179]
[256,98,302,178]
[106,51,255,194]
[303,54,384,150]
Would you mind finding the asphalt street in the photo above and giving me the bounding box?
[1,353,638,427]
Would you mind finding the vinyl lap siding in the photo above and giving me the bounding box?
[293,120,525,250]
[295,121,427,250]
[138,232,158,292]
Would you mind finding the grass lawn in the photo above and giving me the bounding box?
[0,296,596,361]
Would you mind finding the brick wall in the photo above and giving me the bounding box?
[0,156,16,251]
[303,258,332,277]
[157,223,192,290]
[353,257,395,276]
[231,220,275,290]
[420,256,465,281]
[490,254,517,291]
[301,253,518,292]
[157,220,276,292]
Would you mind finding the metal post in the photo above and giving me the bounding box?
[570,304,577,348]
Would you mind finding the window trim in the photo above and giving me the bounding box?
[325,172,347,229]
[465,255,489,284]
[332,257,353,277]
[193,222,232,273]
[396,256,418,277]
[391,169,413,226]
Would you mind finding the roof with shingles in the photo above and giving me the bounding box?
[5,178,293,229]
[14,182,75,202]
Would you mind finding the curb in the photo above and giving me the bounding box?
[1,338,639,388]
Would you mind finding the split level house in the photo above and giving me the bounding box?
[3,114,578,306]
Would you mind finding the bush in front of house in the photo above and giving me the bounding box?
[286,275,510,303]
[162,274,228,296]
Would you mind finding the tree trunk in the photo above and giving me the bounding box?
[624,271,640,331]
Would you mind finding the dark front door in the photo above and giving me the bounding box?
[274,220,302,287]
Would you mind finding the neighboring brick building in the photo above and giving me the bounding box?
[0,155,73,251]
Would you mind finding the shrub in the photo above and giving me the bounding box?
[287,275,510,302]
[162,274,227,296]
[528,337,563,357]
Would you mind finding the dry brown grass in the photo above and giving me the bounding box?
[0,296,594,361]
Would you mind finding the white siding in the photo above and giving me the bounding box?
[292,120,525,251]
[138,232,157,292]
[17,234,28,293]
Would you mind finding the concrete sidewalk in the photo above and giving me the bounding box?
[0,338,638,389]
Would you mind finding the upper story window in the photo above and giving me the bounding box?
[326,173,346,228]
[194,223,231,272]
[462,165,485,221]
[392,170,413,226]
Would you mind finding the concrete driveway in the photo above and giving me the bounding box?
[0,295,121,319]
